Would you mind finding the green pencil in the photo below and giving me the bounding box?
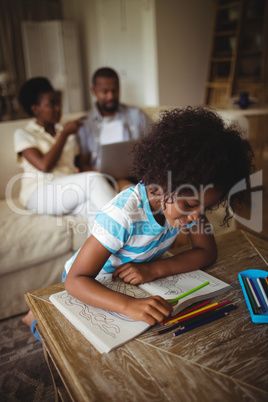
[168,281,210,304]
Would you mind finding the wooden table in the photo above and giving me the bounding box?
[25,230,268,402]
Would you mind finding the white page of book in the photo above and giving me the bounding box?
[96,269,231,316]
[49,270,231,353]
[139,270,231,315]
[49,290,149,354]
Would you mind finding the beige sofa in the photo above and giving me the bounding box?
[0,107,245,320]
[0,113,89,320]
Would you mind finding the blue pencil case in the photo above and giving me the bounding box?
[238,269,268,323]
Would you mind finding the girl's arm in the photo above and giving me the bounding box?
[113,216,218,284]
[64,235,173,325]
[22,119,82,172]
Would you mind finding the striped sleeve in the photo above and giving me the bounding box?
[92,203,131,254]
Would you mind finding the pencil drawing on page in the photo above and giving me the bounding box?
[97,275,150,321]
[99,275,149,298]
[141,271,223,297]
[58,292,122,338]
[49,269,231,353]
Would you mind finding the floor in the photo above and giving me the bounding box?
[0,313,55,401]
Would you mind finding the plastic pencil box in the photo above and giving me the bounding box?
[238,269,268,324]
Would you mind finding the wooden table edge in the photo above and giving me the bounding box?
[24,292,91,402]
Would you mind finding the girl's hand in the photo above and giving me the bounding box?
[112,262,156,285]
[125,296,173,325]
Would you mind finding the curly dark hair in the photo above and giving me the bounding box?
[18,77,54,117]
[92,67,119,87]
[132,107,254,225]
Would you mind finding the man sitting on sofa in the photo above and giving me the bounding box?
[77,67,152,177]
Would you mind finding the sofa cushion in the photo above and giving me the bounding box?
[64,214,89,251]
[0,252,73,320]
[0,199,73,274]
[0,118,27,199]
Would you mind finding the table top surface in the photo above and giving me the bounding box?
[25,230,268,402]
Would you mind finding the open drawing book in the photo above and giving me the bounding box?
[49,269,231,354]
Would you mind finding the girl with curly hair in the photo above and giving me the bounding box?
[64,107,254,326]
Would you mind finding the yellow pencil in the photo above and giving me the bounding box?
[165,302,219,325]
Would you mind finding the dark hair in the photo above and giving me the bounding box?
[18,77,54,116]
[92,67,119,87]
[132,107,254,225]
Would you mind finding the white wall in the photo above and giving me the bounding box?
[95,0,159,106]
[21,20,85,114]
[62,0,158,108]
[61,0,96,109]
[62,0,213,109]
[155,0,212,107]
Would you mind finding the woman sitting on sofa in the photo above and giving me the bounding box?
[14,77,117,226]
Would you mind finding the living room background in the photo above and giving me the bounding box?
[0,0,213,121]
[62,0,213,108]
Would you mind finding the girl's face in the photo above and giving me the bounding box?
[161,187,224,229]
[32,91,61,126]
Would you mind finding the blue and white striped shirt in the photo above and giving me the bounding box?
[64,183,195,276]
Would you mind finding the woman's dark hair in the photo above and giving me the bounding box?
[132,107,254,225]
[18,77,54,116]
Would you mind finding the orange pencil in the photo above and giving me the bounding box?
[165,302,219,325]
[155,304,237,335]
[166,300,231,325]
[159,300,211,326]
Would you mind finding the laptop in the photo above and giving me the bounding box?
[99,139,137,180]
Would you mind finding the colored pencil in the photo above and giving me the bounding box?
[180,309,231,330]
[257,277,268,309]
[159,300,211,326]
[168,281,210,304]
[155,304,237,335]
[166,302,224,326]
[247,277,261,309]
[260,277,268,298]
[173,312,229,336]
[249,277,266,312]
[166,300,231,325]
[241,275,260,314]
[165,302,219,325]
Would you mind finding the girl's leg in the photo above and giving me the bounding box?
[31,320,42,342]
[22,311,41,342]
[23,262,69,342]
